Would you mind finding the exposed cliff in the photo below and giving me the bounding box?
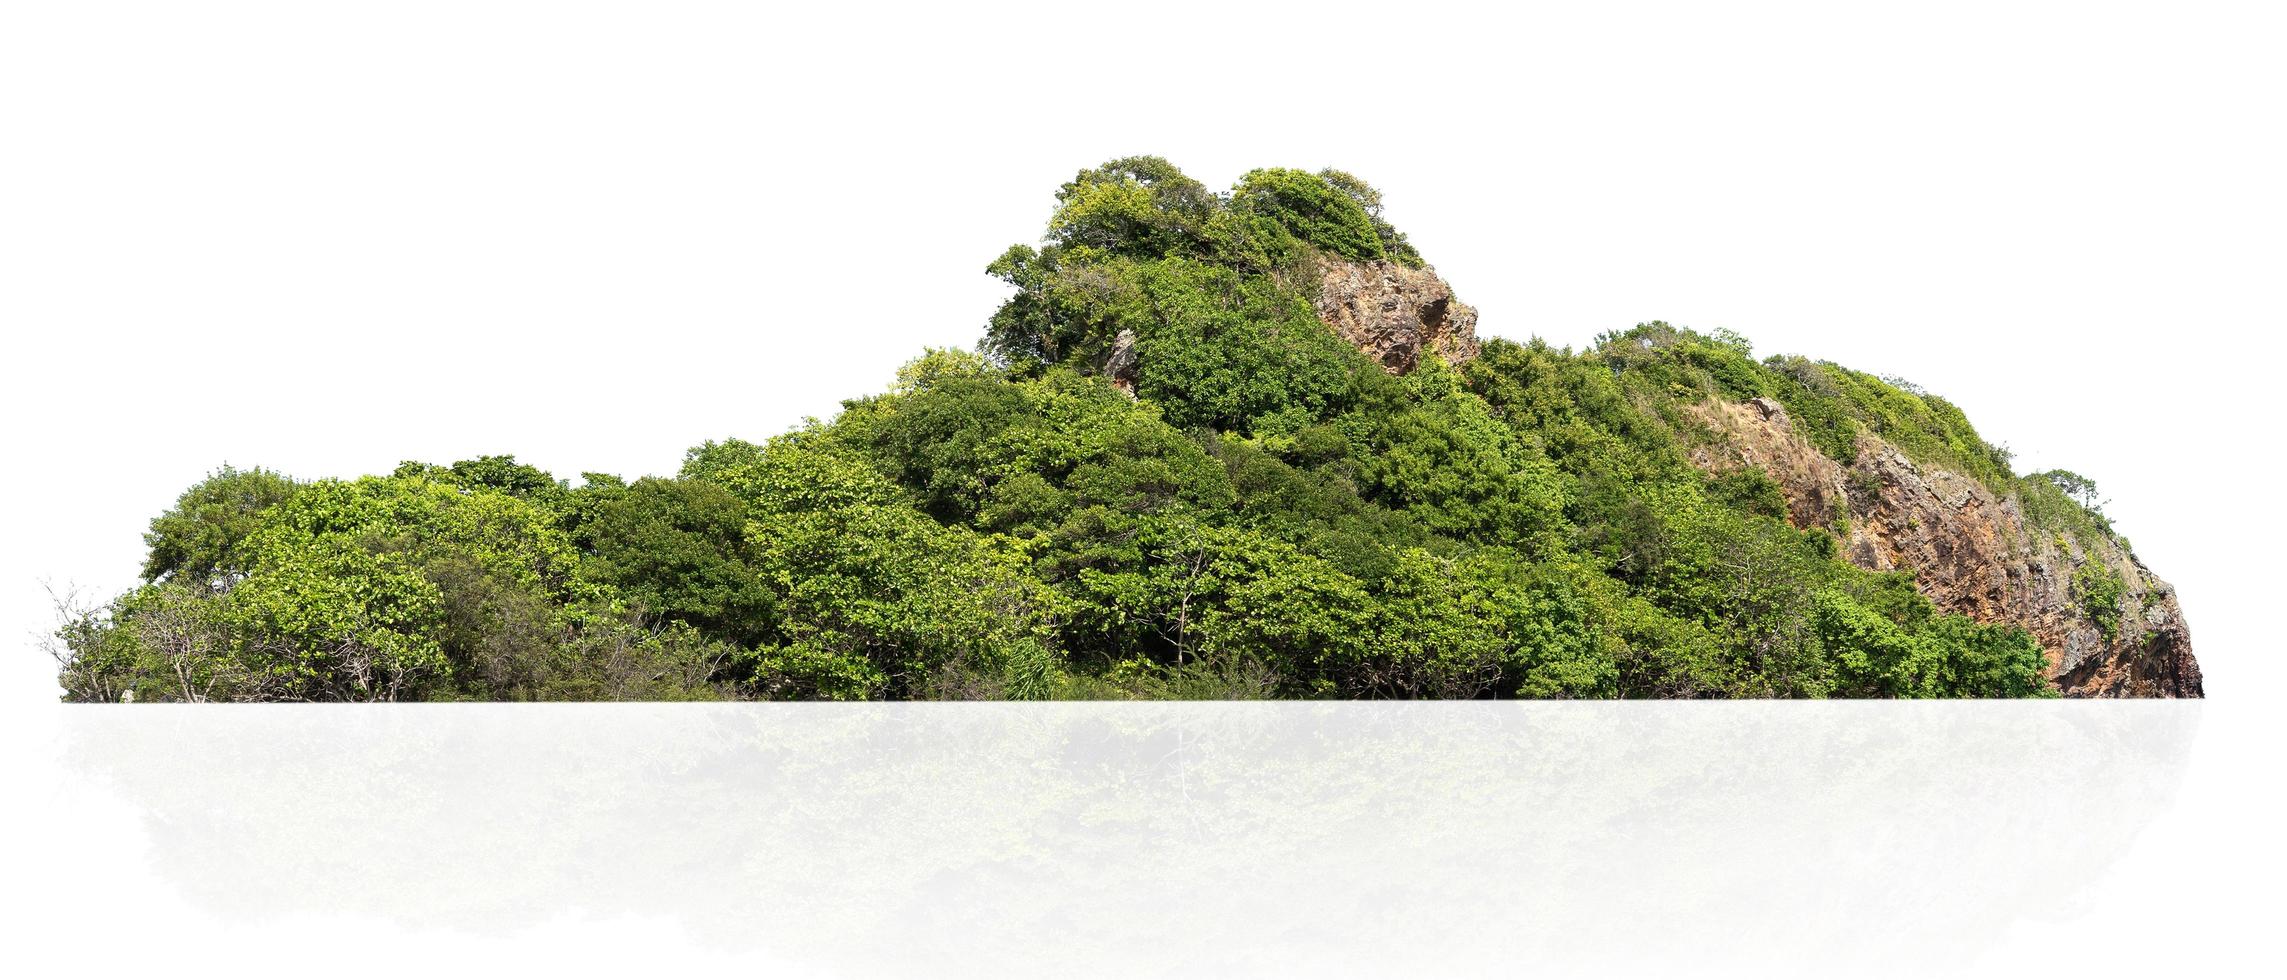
[1295,251,2189,698]
[1687,397,2201,697]
[1313,258,1479,373]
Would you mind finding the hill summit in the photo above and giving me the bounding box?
[51,157,2198,701]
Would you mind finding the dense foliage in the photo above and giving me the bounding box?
[55,158,2088,701]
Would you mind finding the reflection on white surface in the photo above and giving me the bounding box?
[54,703,2198,978]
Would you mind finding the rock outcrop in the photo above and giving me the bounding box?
[1104,328,1140,397]
[1313,259,1480,373]
[1688,397,2202,698]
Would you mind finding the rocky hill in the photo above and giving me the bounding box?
[49,157,2197,701]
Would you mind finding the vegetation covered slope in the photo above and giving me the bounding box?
[50,157,2194,702]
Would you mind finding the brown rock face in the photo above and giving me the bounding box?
[1688,398,2203,698]
[1313,259,1480,373]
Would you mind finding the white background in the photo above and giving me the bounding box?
[2,2,2281,976]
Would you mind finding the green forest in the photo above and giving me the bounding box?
[53,157,2098,702]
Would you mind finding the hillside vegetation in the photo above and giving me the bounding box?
[57,157,2130,702]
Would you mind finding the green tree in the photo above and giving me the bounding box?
[213,474,597,700]
[1046,155,1217,258]
[140,465,302,586]
[688,432,1057,699]
[1317,168,1424,267]
[1126,259,1373,435]
[1356,361,1566,549]
[573,476,778,647]
[1224,167,1389,265]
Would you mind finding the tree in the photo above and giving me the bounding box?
[1225,168,1389,265]
[688,432,1056,698]
[141,465,302,586]
[208,473,596,700]
[1125,259,1372,435]
[1317,168,1423,267]
[574,476,778,647]
[1355,361,1567,549]
[1046,156,1217,258]
[2037,469,2105,513]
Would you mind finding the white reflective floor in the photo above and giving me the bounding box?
[11,702,2271,978]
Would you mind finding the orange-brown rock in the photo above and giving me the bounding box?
[1313,259,1479,373]
[1687,397,2202,698]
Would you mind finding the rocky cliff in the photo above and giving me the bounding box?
[1685,397,2201,698]
[1299,256,2195,698]
[1313,259,1480,373]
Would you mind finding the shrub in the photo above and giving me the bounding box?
[2073,560,2127,641]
